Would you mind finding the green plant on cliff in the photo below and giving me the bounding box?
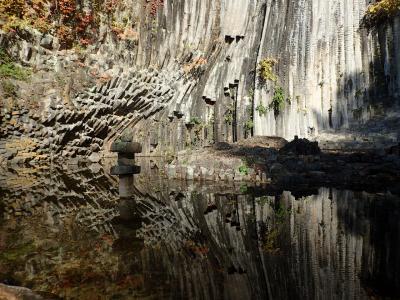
[256,57,290,117]
[239,165,249,175]
[189,117,202,125]
[244,119,254,132]
[224,104,234,125]
[257,58,278,83]
[256,103,268,116]
[239,184,248,193]
[0,48,30,81]
[269,85,286,117]
[362,0,400,30]
[256,196,271,206]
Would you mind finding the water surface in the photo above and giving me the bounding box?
[0,161,399,299]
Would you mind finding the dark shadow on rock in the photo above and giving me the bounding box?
[335,190,400,298]
[305,21,400,142]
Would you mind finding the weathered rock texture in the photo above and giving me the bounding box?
[1,0,399,161]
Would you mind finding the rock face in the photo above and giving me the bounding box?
[279,136,321,155]
[0,284,44,300]
[254,1,400,139]
[0,0,399,160]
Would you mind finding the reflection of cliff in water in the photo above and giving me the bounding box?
[0,162,399,299]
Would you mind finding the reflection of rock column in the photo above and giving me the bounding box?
[110,139,142,198]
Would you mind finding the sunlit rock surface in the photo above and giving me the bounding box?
[1,0,399,162]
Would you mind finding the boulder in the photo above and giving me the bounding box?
[279,136,321,155]
[0,284,44,300]
[88,152,101,163]
[39,35,53,50]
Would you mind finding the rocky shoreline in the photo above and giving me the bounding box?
[0,283,54,300]
[164,137,400,195]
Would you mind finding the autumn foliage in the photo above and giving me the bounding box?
[0,0,124,49]
[362,0,400,29]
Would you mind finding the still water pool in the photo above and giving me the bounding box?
[0,160,399,299]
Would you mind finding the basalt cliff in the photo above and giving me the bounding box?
[0,0,399,164]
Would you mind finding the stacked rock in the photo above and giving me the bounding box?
[110,137,142,198]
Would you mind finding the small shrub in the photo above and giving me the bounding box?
[256,103,268,116]
[258,58,278,83]
[189,117,202,125]
[269,85,285,117]
[224,105,234,125]
[244,119,254,132]
[256,196,270,206]
[57,25,74,49]
[239,165,249,175]
[59,0,77,20]
[248,88,254,100]
[239,184,248,193]
[362,0,400,30]
[0,48,30,80]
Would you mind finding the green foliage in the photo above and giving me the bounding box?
[239,184,248,193]
[224,105,234,125]
[255,56,292,119]
[246,104,253,115]
[0,241,35,262]
[274,204,291,224]
[189,117,202,125]
[256,196,271,206]
[0,48,30,81]
[248,88,254,100]
[239,165,249,175]
[269,85,286,117]
[244,119,254,132]
[362,0,400,30]
[258,58,278,83]
[255,103,268,116]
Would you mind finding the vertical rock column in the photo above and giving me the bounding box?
[110,139,142,198]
